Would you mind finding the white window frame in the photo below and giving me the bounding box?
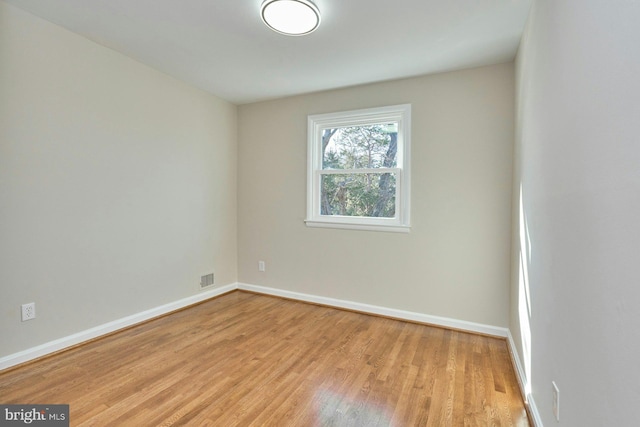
[306,104,411,233]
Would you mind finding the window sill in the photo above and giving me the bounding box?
[304,219,410,233]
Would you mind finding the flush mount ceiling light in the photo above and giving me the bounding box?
[261,0,321,36]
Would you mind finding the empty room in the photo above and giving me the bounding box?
[1,0,639,426]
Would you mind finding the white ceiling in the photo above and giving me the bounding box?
[4,0,531,104]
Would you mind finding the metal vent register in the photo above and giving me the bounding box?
[200,273,214,288]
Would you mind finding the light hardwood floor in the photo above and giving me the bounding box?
[0,291,529,426]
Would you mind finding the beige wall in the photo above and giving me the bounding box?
[0,2,237,357]
[238,63,514,327]
[512,0,640,424]
[0,1,515,360]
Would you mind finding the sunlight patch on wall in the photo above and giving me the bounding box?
[518,184,533,397]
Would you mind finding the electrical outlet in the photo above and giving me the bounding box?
[258,261,266,272]
[21,302,36,321]
[552,381,560,421]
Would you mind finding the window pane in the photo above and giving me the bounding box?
[322,123,398,170]
[320,173,396,218]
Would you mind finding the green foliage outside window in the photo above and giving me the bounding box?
[320,124,398,218]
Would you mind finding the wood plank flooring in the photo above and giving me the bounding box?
[0,291,529,426]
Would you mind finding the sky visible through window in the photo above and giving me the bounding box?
[322,123,398,169]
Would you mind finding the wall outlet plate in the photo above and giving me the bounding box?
[258,261,266,272]
[552,381,560,421]
[21,302,36,321]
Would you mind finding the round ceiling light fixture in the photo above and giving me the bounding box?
[261,0,321,36]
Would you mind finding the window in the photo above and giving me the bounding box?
[306,104,411,232]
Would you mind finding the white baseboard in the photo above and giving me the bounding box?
[1,282,512,375]
[507,331,543,427]
[528,396,543,427]
[0,283,237,371]
[238,283,509,337]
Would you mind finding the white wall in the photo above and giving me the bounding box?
[0,2,237,357]
[238,64,514,327]
[512,0,640,424]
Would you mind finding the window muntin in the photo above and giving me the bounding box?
[306,104,411,232]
